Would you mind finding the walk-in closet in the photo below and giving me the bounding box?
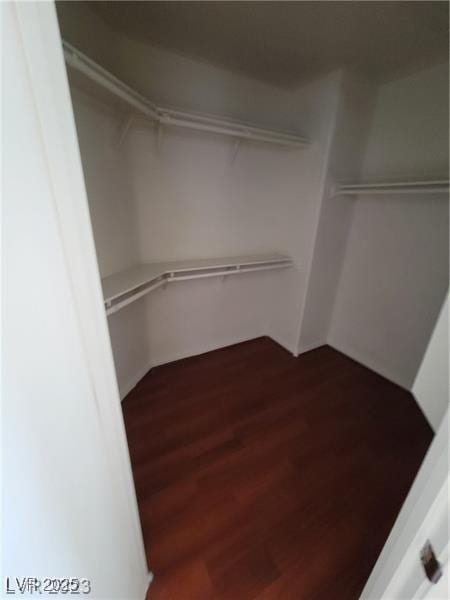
[56,2,449,598]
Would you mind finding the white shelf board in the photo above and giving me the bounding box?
[102,254,293,316]
[63,41,309,149]
[103,264,166,303]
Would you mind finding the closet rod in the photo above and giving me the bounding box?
[159,109,309,147]
[335,180,449,196]
[63,42,160,120]
[168,262,292,282]
[62,41,309,149]
[102,255,293,316]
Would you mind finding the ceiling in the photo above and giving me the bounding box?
[87,1,449,88]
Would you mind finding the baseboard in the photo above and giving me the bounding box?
[118,336,411,401]
[119,336,410,409]
[150,333,265,369]
[267,335,326,358]
[267,333,298,356]
[119,358,153,400]
[119,333,267,399]
[142,571,153,600]
[296,341,327,356]
[118,335,328,400]
[327,338,410,390]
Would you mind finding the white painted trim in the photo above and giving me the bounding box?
[119,334,297,400]
[152,334,267,367]
[265,333,297,356]
[360,297,449,599]
[143,573,154,599]
[119,357,154,400]
[404,481,448,598]
[118,336,365,402]
[13,1,150,591]
[297,341,327,355]
[327,339,410,390]
[360,410,449,599]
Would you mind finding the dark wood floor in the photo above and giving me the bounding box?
[122,337,433,600]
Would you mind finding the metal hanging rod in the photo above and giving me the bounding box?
[335,180,450,196]
[159,108,309,147]
[102,255,293,316]
[62,41,309,149]
[63,42,160,120]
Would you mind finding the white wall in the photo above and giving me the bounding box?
[59,3,448,414]
[103,67,339,391]
[362,63,449,180]
[298,72,376,352]
[72,91,140,277]
[2,3,148,596]
[123,70,340,363]
[328,64,449,395]
[64,5,342,396]
[413,297,449,431]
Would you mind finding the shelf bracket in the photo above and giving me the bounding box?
[117,113,134,148]
[329,182,339,199]
[157,118,165,152]
[231,128,251,163]
[231,138,242,164]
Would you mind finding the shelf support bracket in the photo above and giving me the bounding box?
[157,118,165,152]
[231,138,242,164]
[117,113,134,148]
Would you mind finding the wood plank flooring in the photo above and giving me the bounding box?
[122,337,433,600]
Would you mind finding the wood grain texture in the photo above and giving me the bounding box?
[121,337,433,600]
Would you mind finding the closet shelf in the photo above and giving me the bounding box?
[102,254,294,316]
[335,179,449,196]
[63,41,309,149]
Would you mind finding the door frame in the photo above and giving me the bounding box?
[360,296,449,599]
[12,0,151,593]
[360,410,448,599]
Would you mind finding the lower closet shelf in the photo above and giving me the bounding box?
[102,254,293,316]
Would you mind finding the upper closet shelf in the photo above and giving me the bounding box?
[335,180,449,196]
[103,254,293,316]
[63,41,309,149]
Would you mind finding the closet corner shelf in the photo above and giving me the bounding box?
[62,41,309,149]
[102,254,293,316]
[335,179,450,196]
